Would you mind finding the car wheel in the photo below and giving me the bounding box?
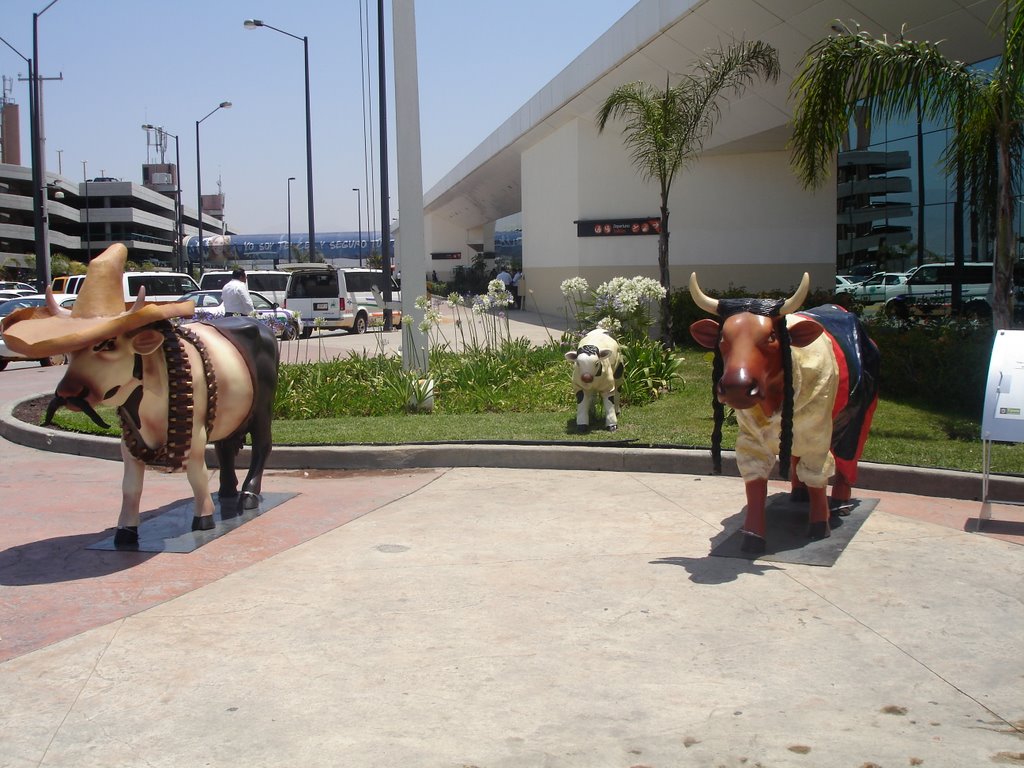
[348,313,368,335]
[300,326,313,339]
[280,321,298,341]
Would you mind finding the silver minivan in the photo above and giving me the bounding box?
[281,264,401,337]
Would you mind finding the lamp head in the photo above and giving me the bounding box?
[141,123,154,130]
[243,19,264,29]
[219,101,233,109]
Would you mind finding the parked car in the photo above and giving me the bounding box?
[180,289,302,340]
[124,271,200,303]
[834,274,859,294]
[199,270,290,306]
[0,295,73,370]
[884,262,994,320]
[847,271,909,304]
[280,264,401,337]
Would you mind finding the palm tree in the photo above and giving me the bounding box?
[790,1,1024,329]
[597,40,780,343]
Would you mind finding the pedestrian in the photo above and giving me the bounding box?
[496,265,512,288]
[222,267,254,316]
[511,269,523,309]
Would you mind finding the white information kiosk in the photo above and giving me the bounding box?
[981,329,1024,517]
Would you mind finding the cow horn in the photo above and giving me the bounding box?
[779,273,810,316]
[45,286,72,317]
[688,272,719,315]
[128,285,147,312]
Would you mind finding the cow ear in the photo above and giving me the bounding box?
[130,329,165,356]
[598,349,612,359]
[564,351,578,362]
[787,317,824,348]
[689,319,721,349]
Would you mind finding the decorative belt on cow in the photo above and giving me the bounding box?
[118,322,218,470]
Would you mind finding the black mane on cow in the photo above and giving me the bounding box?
[709,297,795,480]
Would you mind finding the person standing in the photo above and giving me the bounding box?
[511,269,523,309]
[222,267,254,316]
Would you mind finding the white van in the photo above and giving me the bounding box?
[884,262,993,319]
[281,264,401,337]
[199,270,290,306]
[123,271,200,303]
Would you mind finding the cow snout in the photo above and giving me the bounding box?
[580,372,594,384]
[717,368,764,409]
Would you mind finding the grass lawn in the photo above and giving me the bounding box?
[39,351,1024,477]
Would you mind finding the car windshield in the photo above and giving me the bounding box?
[0,297,44,317]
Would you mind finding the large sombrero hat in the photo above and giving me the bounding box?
[1,243,196,357]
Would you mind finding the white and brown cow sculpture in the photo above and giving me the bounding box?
[565,328,624,432]
[1,244,279,548]
[688,272,880,554]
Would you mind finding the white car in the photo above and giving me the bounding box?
[0,295,73,370]
[847,272,909,304]
[180,289,303,340]
[834,274,859,294]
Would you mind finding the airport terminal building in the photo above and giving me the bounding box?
[420,0,1011,314]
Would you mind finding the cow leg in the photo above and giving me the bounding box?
[789,455,809,502]
[602,391,618,431]
[831,471,852,502]
[807,484,831,540]
[239,425,272,511]
[575,390,592,432]
[214,439,239,499]
[741,478,768,554]
[115,442,146,547]
[185,451,217,532]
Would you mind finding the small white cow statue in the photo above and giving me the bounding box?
[565,328,624,432]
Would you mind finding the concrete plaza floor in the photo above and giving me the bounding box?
[0,319,1021,767]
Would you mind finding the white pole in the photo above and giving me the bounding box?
[392,0,428,373]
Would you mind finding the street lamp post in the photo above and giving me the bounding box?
[352,187,363,267]
[81,160,90,260]
[287,176,296,263]
[142,124,184,271]
[32,0,63,290]
[244,19,315,261]
[195,101,231,277]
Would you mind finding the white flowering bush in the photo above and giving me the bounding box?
[560,275,665,341]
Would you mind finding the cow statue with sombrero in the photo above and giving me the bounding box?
[1,244,279,547]
[688,272,880,555]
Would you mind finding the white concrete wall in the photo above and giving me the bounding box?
[424,214,474,278]
[522,115,835,316]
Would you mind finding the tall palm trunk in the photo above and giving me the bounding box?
[658,199,671,343]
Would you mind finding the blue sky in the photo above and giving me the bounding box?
[1,0,638,234]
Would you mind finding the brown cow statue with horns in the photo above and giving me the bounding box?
[1,244,279,547]
[688,272,880,555]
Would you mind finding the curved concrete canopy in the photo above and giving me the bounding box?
[423,0,1004,234]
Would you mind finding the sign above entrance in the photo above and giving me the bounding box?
[576,217,661,237]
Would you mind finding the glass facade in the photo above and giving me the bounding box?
[836,56,1023,276]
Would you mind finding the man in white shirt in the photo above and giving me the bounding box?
[221,268,254,316]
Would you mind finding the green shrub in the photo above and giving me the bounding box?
[865,316,994,416]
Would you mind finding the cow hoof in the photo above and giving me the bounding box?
[113,527,139,547]
[576,424,590,433]
[240,492,261,511]
[790,486,810,503]
[191,515,215,532]
[807,521,831,540]
[740,531,766,555]
[607,424,618,432]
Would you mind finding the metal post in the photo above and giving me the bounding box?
[195,102,231,278]
[353,187,362,266]
[377,0,393,330]
[81,159,90,260]
[287,176,295,263]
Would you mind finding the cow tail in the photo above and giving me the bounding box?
[778,322,794,481]
[710,346,724,474]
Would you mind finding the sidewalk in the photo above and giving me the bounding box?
[0,339,1022,766]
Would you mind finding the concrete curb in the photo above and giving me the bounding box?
[3,391,1019,503]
